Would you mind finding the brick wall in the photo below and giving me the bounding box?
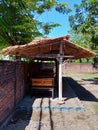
[0,61,96,125]
[0,61,29,125]
[62,63,96,74]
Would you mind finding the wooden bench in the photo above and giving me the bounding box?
[31,78,54,98]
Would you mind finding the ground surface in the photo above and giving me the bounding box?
[2,73,98,130]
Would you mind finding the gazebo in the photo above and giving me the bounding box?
[0,35,96,101]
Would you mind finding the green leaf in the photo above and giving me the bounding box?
[0,0,71,45]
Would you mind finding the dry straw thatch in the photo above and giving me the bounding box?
[0,35,96,59]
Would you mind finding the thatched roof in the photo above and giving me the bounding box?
[0,35,96,59]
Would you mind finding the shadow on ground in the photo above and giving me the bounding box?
[65,77,98,102]
[82,77,98,85]
[3,98,54,130]
[3,76,98,130]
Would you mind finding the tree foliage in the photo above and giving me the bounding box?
[69,0,98,49]
[0,0,71,45]
[68,30,88,48]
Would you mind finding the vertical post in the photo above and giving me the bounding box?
[58,55,63,100]
[58,42,63,101]
[14,56,20,107]
[14,61,17,107]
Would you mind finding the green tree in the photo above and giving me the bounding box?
[68,30,88,48]
[0,0,71,45]
[69,0,98,49]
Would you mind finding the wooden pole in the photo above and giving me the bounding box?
[58,55,63,100]
[58,42,63,100]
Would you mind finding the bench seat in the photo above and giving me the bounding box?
[31,78,54,98]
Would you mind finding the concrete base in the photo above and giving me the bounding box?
[17,80,84,112]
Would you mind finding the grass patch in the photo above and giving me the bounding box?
[93,103,98,114]
[79,73,98,79]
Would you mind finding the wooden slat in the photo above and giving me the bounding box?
[31,86,53,90]
[31,78,54,87]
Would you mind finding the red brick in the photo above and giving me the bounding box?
[0,61,27,124]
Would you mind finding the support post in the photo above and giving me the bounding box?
[58,42,63,101]
[58,55,63,100]
[14,61,17,107]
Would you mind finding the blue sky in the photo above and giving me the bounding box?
[38,0,82,38]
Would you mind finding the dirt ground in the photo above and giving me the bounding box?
[2,72,98,130]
